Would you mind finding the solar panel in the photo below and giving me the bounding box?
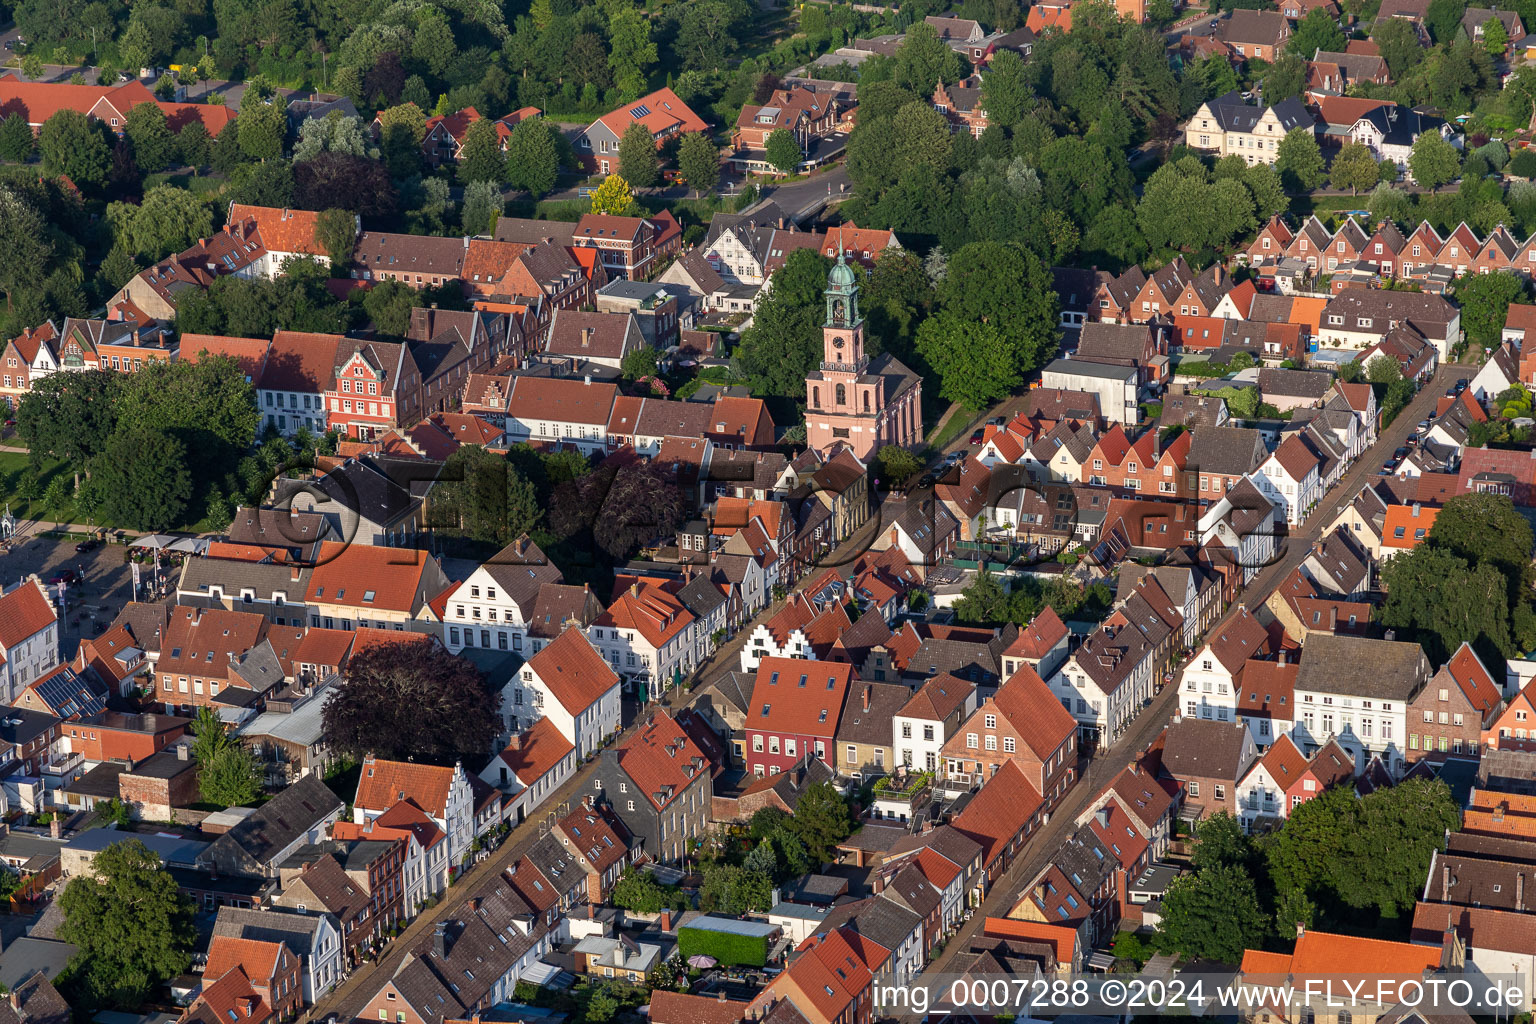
[630,105,650,118]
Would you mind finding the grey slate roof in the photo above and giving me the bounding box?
[1292,633,1430,701]
[200,773,342,873]
[1188,425,1267,476]
[1162,717,1251,781]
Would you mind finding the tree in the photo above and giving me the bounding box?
[124,102,174,174]
[676,132,718,198]
[918,314,1018,410]
[1409,131,1462,191]
[38,110,111,187]
[954,569,1010,626]
[1374,16,1425,77]
[1287,6,1347,55]
[177,123,212,169]
[608,5,657,99]
[765,128,801,175]
[621,346,660,380]
[1191,812,1254,871]
[1330,141,1381,195]
[592,461,686,559]
[15,370,122,483]
[938,241,1059,374]
[980,49,1031,128]
[427,445,541,544]
[1260,52,1306,103]
[1380,544,1514,663]
[1428,492,1535,581]
[0,113,35,163]
[699,864,773,914]
[1275,127,1326,192]
[322,637,499,761]
[459,117,508,186]
[238,99,287,161]
[1155,864,1267,963]
[316,208,356,267]
[787,781,853,863]
[107,186,214,262]
[191,706,261,807]
[461,180,501,236]
[294,153,396,217]
[93,427,192,531]
[734,248,831,396]
[894,20,964,96]
[1479,12,1509,54]
[590,174,633,215]
[58,839,196,1011]
[618,121,659,188]
[505,118,560,198]
[1453,271,1526,347]
[875,445,923,485]
[610,866,674,913]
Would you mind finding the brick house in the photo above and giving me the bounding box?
[745,657,854,776]
[590,710,713,864]
[551,801,632,903]
[154,607,266,714]
[202,936,304,1021]
[1484,680,1536,752]
[323,338,414,440]
[575,87,708,175]
[62,710,189,763]
[1161,716,1258,818]
[939,666,1077,808]
[951,760,1046,890]
[118,745,200,819]
[1407,642,1503,763]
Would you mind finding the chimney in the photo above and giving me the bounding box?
[582,327,594,348]
[433,921,448,959]
[659,907,673,931]
[177,743,189,761]
[7,991,17,1013]
[1278,648,1287,665]
[1442,862,1451,902]
[862,685,871,712]
[1295,921,1306,939]
[50,815,61,839]
[1518,872,1525,913]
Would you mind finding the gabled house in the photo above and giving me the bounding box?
[512,627,620,757]
[590,709,713,864]
[1162,715,1258,818]
[575,88,709,175]
[1235,733,1354,829]
[1406,641,1503,763]
[939,666,1078,808]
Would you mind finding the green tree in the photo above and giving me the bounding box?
[16,370,122,486]
[460,180,501,236]
[459,117,508,186]
[980,49,1031,128]
[1260,52,1307,103]
[177,122,212,169]
[917,313,1019,409]
[1409,131,1462,191]
[191,705,261,807]
[610,866,674,913]
[787,781,853,863]
[107,185,214,262]
[58,839,196,1011]
[1155,864,1268,963]
[316,208,356,267]
[1428,492,1535,581]
[93,426,192,531]
[1330,141,1381,195]
[1453,271,1526,347]
[608,5,657,99]
[0,113,35,163]
[1287,6,1347,55]
[124,102,174,174]
[699,863,774,913]
[238,99,287,161]
[1191,812,1254,871]
[38,110,112,187]
[676,131,719,197]
[874,444,923,485]
[505,118,560,198]
[590,173,633,215]
[765,128,801,175]
[1374,16,1425,77]
[893,20,964,96]
[427,445,540,544]
[954,569,1010,626]
[1275,127,1326,192]
[938,241,1059,374]
[621,346,660,380]
[618,120,659,188]
[735,248,831,396]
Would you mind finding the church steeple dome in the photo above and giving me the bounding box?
[825,236,860,330]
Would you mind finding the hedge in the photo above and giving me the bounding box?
[677,924,769,967]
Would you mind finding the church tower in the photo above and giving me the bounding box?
[804,243,921,462]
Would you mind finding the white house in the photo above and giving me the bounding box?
[439,536,565,658]
[1470,342,1518,405]
[1253,434,1324,526]
[1290,633,1429,775]
[256,329,343,436]
[1048,621,1155,743]
[587,575,699,694]
[354,756,478,867]
[1178,606,1268,724]
[480,717,578,827]
[503,376,617,455]
[226,204,345,277]
[1040,358,1139,425]
[892,674,978,774]
[0,579,59,705]
[1198,478,1281,584]
[211,906,345,1004]
[515,627,621,758]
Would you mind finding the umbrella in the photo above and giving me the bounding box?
[687,955,717,969]
[130,534,179,551]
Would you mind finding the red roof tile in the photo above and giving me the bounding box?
[0,580,55,647]
[952,760,1044,865]
[355,756,457,817]
[526,627,618,714]
[612,709,710,811]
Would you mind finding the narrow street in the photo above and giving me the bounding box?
[307,364,1462,1023]
[908,362,1465,992]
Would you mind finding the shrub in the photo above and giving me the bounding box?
[677,923,769,967]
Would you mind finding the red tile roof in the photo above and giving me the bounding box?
[982,918,1076,966]
[0,579,55,647]
[594,575,694,649]
[258,331,346,393]
[952,760,1044,865]
[1382,504,1439,550]
[612,709,710,811]
[227,205,324,256]
[204,936,284,986]
[496,717,574,784]
[354,756,457,817]
[749,657,855,740]
[527,627,619,714]
[181,334,272,381]
[992,665,1077,760]
[1243,929,1443,983]
[1005,606,1068,661]
[591,87,707,145]
[305,542,437,613]
[649,991,751,1024]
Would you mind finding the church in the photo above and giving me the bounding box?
[804,250,923,462]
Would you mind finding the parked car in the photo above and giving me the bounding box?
[1394,447,1410,460]
[75,539,100,554]
[48,569,81,585]
[1381,460,1398,474]
[1456,378,1469,392]
[970,429,985,445]
[1417,419,1431,433]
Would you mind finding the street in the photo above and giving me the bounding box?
[906,361,1467,994]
